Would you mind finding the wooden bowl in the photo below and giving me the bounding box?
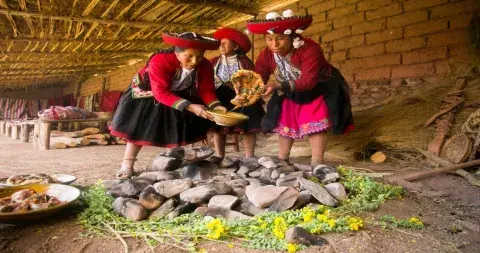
[0,184,81,223]
[208,110,249,127]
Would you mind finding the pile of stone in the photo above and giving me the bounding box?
[103,147,347,221]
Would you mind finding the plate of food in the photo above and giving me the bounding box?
[0,184,81,223]
[0,173,77,187]
[230,70,265,110]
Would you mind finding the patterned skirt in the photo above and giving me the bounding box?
[109,87,210,147]
[273,95,332,139]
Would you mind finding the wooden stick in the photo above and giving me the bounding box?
[416,149,480,187]
[403,159,480,181]
[85,134,106,140]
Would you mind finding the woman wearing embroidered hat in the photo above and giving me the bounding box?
[110,32,227,179]
[209,28,265,161]
[248,10,355,166]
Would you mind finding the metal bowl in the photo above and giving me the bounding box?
[208,110,249,127]
[0,184,81,223]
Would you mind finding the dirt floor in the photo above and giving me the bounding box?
[1,134,479,253]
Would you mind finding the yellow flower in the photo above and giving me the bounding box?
[287,243,298,253]
[348,217,364,231]
[409,217,424,226]
[323,209,330,216]
[317,214,328,222]
[273,217,287,239]
[327,219,336,228]
[303,208,316,223]
[198,249,207,253]
[206,218,226,239]
[227,244,234,248]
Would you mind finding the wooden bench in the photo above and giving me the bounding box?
[35,118,111,150]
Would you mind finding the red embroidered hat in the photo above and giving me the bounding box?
[213,27,252,53]
[162,32,220,50]
[246,10,312,35]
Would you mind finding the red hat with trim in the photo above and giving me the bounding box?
[162,32,220,50]
[246,10,312,35]
[213,27,252,53]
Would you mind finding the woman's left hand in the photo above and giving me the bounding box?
[213,105,228,113]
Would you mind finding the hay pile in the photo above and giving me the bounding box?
[332,72,480,160]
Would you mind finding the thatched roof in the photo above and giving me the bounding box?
[0,0,298,91]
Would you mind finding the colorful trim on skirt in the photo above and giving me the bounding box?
[273,118,332,139]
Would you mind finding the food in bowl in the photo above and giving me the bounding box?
[6,174,55,185]
[0,189,64,213]
[1,173,77,186]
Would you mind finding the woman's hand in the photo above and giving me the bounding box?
[186,104,214,121]
[262,83,281,96]
[213,105,228,113]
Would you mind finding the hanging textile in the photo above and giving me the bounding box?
[62,94,75,106]
[0,98,48,119]
[100,91,122,112]
[84,95,94,112]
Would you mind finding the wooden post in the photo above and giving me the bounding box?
[0,120,4,134]
[99,121,107,133]
[33,123,40,148]
[6,123,11,137]
[20,124,29,142]
[73,122,80,131]
[57,122,64,131]
[39,122,51,150]
[11,124,19,140]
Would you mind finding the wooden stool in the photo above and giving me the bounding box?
[226,134,240,152]
[199,134,240,151]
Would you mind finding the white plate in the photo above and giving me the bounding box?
[51,174,77,185]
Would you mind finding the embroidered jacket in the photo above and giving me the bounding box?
[210,54,255,88]
[254,38,331,92]
[139,52,220,111]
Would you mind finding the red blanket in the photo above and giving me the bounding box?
[100,91,122,112]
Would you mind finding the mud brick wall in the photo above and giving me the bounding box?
[74,0,479,107]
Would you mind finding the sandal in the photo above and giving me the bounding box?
[115,158,137,179]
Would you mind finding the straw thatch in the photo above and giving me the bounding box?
[0,0,299,91]
[329,70,480,162]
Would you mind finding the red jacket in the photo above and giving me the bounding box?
[140,52,220,111]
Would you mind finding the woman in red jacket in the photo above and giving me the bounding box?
[110,32,227,179]
[209,28,265,160]
[248,10,354,166]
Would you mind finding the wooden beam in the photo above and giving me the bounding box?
[1,51,150,56]
[0,9,219,29]
[0,37,163,44]
[166,0,258,15]
[0,65,116,72]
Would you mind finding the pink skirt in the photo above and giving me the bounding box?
[273,95,332,139]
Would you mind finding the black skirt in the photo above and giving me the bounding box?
[214,84,265,134]
[109,87,211,147]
